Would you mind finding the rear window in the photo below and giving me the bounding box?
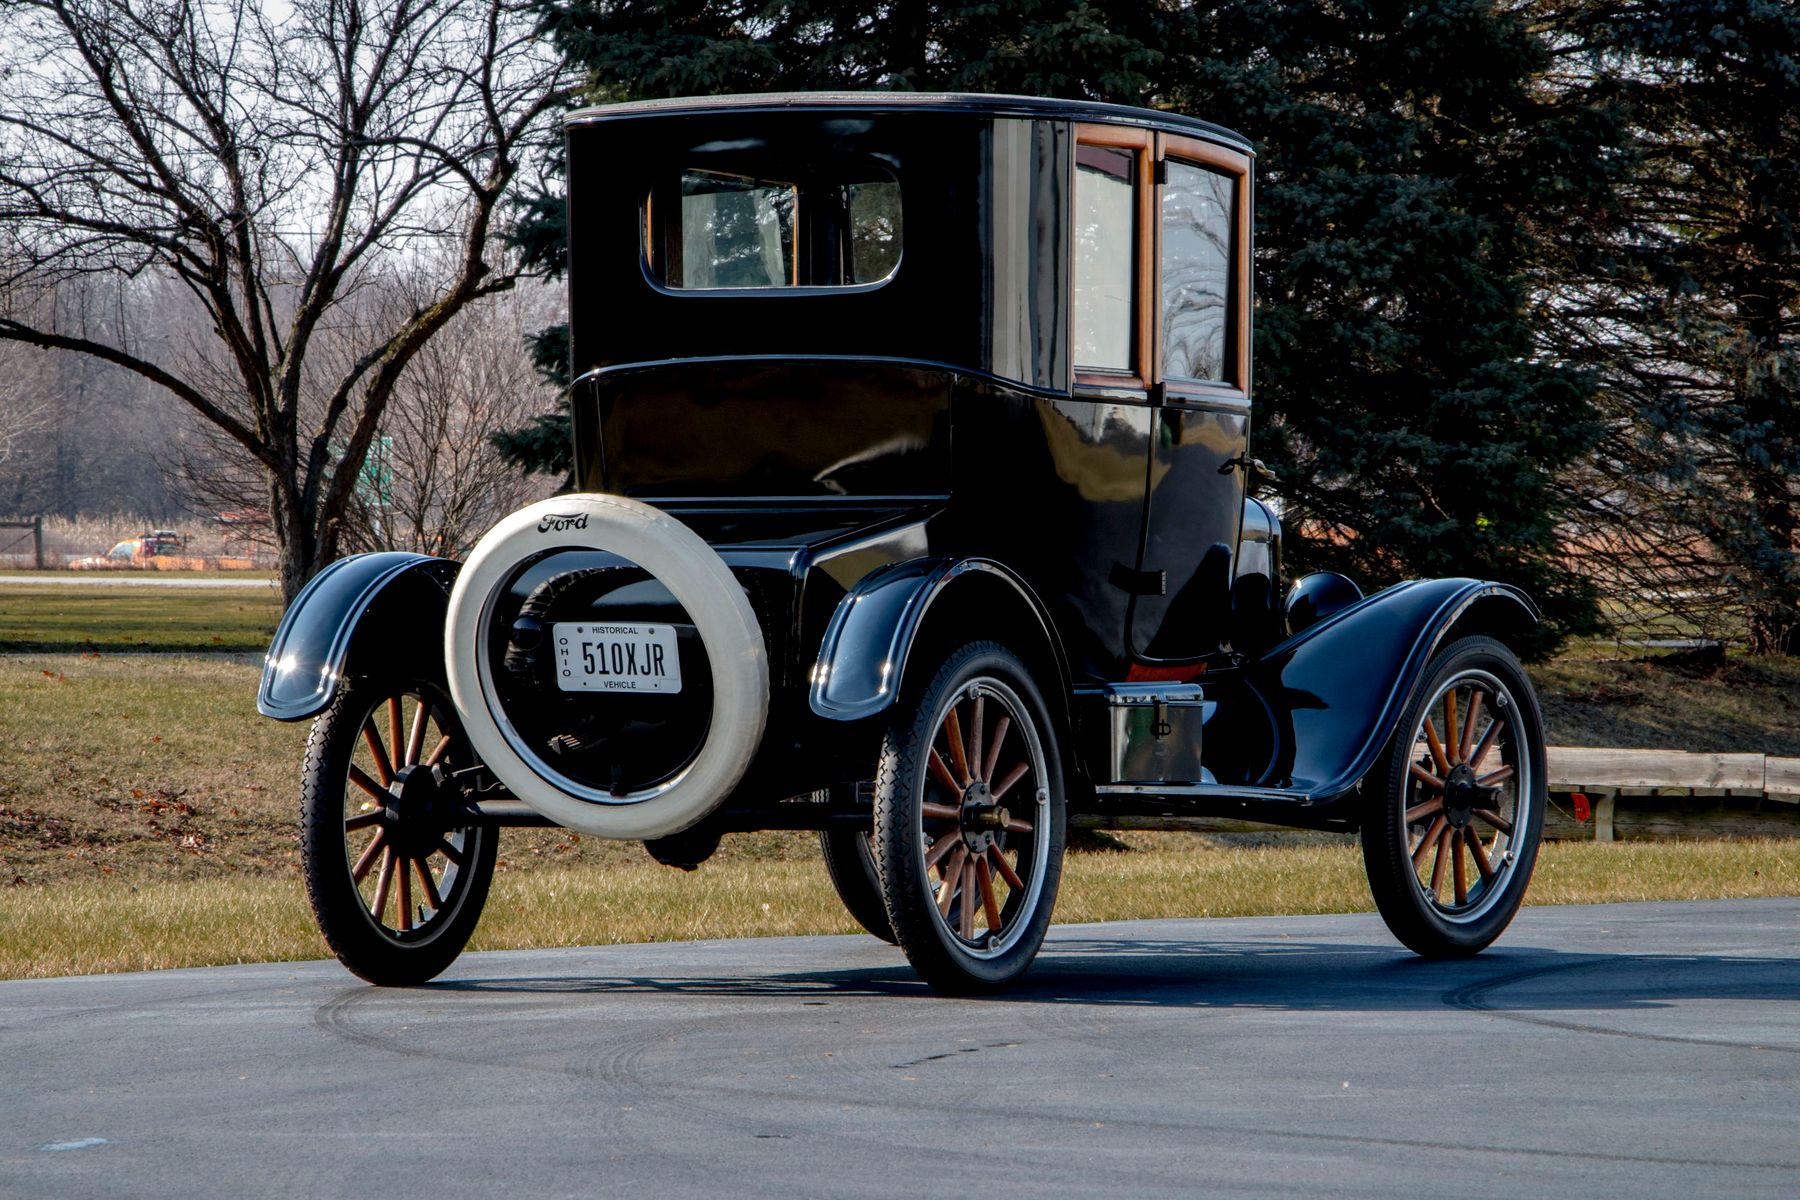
[646,166,902,291]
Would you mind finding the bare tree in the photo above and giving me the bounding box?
[348,279,561,557]
[0,0,573,601]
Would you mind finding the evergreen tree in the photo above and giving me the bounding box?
[507,0,1611,650]
[1159,1,1613,650]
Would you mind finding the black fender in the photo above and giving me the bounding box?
[1244,578,1539,802]
[809,556,1072,723]
[257,552,461,721]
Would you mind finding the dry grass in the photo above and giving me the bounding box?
[0,585,283,652]
[5,838,1800,981]
[3,650,1799,982]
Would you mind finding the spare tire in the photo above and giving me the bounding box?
[444,495,768,839]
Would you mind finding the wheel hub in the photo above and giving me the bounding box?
[1442,762,1480,829]
[959,780,1006,854]
[387,764,452,858]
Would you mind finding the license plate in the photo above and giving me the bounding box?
[552,623,682,694]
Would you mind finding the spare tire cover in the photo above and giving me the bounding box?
[445,494,768,838]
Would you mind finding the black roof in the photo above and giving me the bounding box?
[564,91,1254,156]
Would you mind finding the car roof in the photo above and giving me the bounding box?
[565,91,1253,156]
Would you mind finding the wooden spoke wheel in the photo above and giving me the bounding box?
[1362,635,1545,958]
[301,679,497,986]
[819,815,897,944]
[874,641,1065,994]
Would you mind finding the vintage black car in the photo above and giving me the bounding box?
[258,93,1546,994]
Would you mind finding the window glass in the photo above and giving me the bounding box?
[1161,161,1235,383]
[647,166,902,290]
[670,171,798,289]
[1074,146,1136,371]
[846,180,902,284]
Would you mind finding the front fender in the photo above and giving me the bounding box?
[257,552,460,721]
[809,557,1069,721]
[1246,578,1538,801]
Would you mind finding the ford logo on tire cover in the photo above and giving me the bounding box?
[536,512,589,533]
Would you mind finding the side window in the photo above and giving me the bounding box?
[668,171,799,289]
[647,166,902,291]
[1073,146,1137,372]
[1161,160,1235,384]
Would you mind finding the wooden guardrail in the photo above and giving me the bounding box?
[1072,747,1800,840]
[1544,746,1800,842]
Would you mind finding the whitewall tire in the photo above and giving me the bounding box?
[444,494,768,839]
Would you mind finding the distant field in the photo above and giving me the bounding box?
[0,583,283,652]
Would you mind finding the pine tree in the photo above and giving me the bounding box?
[506,0,1611,649]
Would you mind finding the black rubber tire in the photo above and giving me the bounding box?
[874,641,1066,995]
[1361,635,1546,958]
[818,826,898,944]
[300,679,497,986]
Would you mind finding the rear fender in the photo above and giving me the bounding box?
[257,553,460,721]
[1245,578,1539,801]
[809,557,1071,723]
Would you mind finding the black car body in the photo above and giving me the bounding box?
[260,93,1548,992]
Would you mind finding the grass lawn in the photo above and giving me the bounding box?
[2,641,1798,980]
[0,584,283,652]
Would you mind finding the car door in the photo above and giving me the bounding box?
[1127,134,1254,662]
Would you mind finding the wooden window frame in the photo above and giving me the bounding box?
[1156,134,1252,403]
[1069,124,1252,403]
[1071,125,1156,394]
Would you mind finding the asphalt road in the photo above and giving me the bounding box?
[4,899,1797,1199]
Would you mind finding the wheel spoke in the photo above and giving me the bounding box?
[371,848,396,923]
[1404,796,1443,823]
[1473,808,1513,835]
[927,750,962,798]
[348,765,387,802]
[1422,717,1450,775]
[1468,719,1503,772]
[991,761,1030,802]
[1459,691,1484,763]
[976,857,1003,933]
[937,846,968,917]
[989,846,1025,890]
[425,734,454,767]
[1467,830,1496,880]
[1411,815,1448,868]
[362,721,395,786]
[387,698,403,767]
[943,707,972,787]
[406,699,430,767]
[436,837,465,866]
[924,828,961,869]
[1452,831,1468,905]
[351,829,386,882]
[1477,765,1515,787]
[397,855,414,931]
[1409,762,1444,790]
[958,859,976,940]
[969,696,985,787]
[982,716,1010,785]
[1429,826,1451,897]
[922,801,962,822]
[413,856,443,911]
[1443,691,1461,764]
[344,810,384,832]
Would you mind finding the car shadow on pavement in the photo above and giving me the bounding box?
[419,939,1800,1020]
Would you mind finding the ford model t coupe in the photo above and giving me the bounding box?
[259,93,1547,993]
